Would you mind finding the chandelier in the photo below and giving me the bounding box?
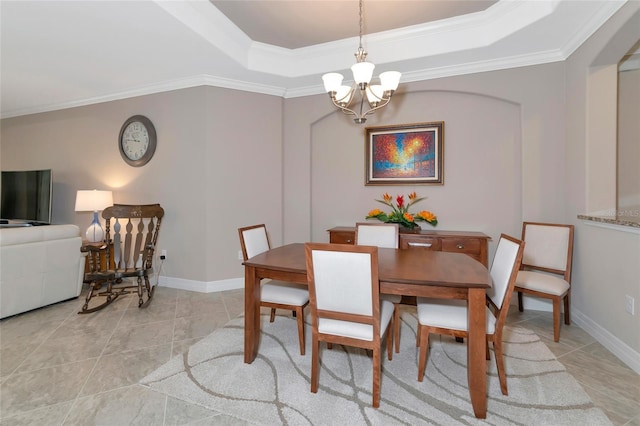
[321,0,401,124]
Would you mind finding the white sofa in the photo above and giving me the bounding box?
[1,224,85,319]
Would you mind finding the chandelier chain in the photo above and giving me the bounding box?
[358,0,364,49]
[355,0,367,63]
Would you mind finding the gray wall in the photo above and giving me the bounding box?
[1,86,283,286]
[1,2,638,367]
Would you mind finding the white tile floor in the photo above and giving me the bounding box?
[1,286,639,425]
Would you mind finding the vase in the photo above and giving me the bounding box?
[397,223,421,233]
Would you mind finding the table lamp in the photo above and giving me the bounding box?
[75,190,113,242]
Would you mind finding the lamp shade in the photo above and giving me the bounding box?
[380,71,401,91]
[335,85,353,105]
[351,61,375,85]
[75,190,113,212]
[322,72,344,93]
[366,85,384,105]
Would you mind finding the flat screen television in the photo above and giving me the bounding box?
[0,169,52,225]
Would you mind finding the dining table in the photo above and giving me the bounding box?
[242,242,493,419]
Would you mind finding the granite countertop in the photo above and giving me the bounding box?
[578,214,640,229]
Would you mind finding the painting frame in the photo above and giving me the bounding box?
[365,121,444,186]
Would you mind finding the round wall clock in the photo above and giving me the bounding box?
[118,115,157,167]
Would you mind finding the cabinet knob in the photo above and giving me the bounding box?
[456,244,465,249]
[346,239,352,243]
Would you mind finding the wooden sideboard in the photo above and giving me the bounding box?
[327,226,491,267]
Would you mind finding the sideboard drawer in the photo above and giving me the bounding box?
[399,235,440,250]
[329,230,355,245]
[441,238,482,255]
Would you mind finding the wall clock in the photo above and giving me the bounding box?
[118,115,157,167]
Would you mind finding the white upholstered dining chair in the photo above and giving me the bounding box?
[515,222,574,342]
[355,222,403,353]
[416,234,525,395]
[238,224,309,356]
[305,242,394,408]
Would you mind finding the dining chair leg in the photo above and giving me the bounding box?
[311,336,320,394]
[372,347,381,408]
[485,336,490,360]
[517,291,524,312]
[296,306,305,356]
[493,338,508,395]
[564,292,571,325]
[386,327,393,361]
[552,297,561,342]
[417,326,430,382]
[393,303,400,353]
[270,308,276,323]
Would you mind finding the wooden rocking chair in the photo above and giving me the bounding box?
[79,204,164,314]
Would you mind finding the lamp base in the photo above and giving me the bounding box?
[85,211,104,243]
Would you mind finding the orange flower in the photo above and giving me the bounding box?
[416,210,437,222]
[382,193,393,203]
[403,212,414,222]
[367,208,384,217]
[408,191,417,202]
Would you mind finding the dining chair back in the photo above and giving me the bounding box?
[355,222,399,248]
[238,224,309,355]
[355,222,403,353]
[416,234,525,395]
[305,242,394,408]
[515,222,574,341]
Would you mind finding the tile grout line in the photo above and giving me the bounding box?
[61,296,131,424]
[1,303,79,383]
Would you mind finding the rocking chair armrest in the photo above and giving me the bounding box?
[81,243,107,253]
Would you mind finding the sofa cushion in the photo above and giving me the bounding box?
[0,224,80,246]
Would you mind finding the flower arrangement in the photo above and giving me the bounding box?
[366,192,438,229]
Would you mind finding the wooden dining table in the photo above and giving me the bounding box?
[242,242,493,419]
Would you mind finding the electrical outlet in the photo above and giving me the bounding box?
[161,249,167,259]
[625,295,635,315]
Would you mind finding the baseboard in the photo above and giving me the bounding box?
[158,275,244,293]
[572,308,640,375]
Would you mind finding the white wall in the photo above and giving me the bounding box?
[565,2,640,367]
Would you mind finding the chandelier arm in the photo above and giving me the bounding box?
[361,97,392,118]
[329,97,359,119]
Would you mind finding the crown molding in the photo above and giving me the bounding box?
[204,0,560,78]
[1,75,287,119]
[1,0,629,118]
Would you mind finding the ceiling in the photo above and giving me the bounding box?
[0,0,631,119]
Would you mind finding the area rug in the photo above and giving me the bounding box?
[140,312,611,425]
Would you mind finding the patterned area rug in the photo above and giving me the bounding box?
[141,312,611,425]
